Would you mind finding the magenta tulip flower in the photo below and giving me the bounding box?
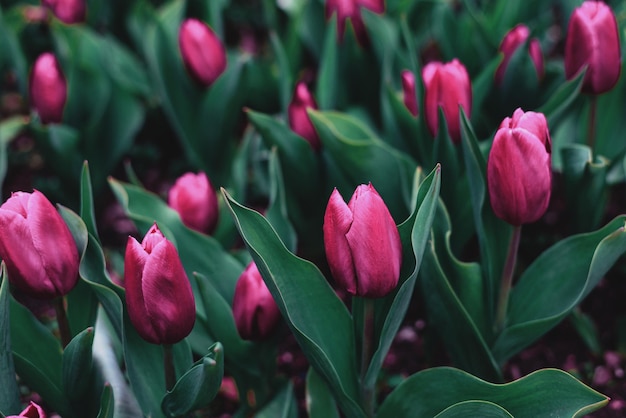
[288,82,321,150]
[232,262,281,341]
[0,190,79,299]
[6,401,46,418]
[422,59,472,143]
[401,70,418,117]
[325,0,384,45]
[178,18,227,87]
[488,108,552,226]
[168,172,219,234]
[495,24,544,85]
[29,53,67,124]
[323,183,402,298]
[124,224,195,345]
[41,0,85,24]
[564,1,621,94]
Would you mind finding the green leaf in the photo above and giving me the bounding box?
[254,381,298,418]
[62,327,95,401]
[433,400,513,418]
[0,116,27,190]
[493,216,626,364]
[266,148,297,252]
[306,367,340,418]
[377,367,608,418]
[223,190,365,418]
[0,264,21,415]
[96,385,115,418]
[316,16,339,110]
[538,71,584,126]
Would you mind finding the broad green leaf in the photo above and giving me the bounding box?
[62,327,95,402]
[316,16,338,110]
[538,71,584,126]
[223,190,365,418]
[434,400,513,418]
[493,216,626,363]
[0,264,21,415]
[266,148,297,252]
[255,381,298,418]
[306,367,340,418]
[97,385,115,418]
[377,367,608,418]
[269,32,292,115]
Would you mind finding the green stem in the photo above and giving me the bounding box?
[495,226,522,333]
[54,297,71,348]
[587,95,597,150]
[360,298,375,418]
[163,344,175,392]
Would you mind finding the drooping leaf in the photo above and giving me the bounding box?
[0,264,21,415]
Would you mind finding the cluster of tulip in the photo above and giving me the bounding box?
[1,0,626,417]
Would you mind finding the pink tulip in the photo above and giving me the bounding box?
[487,108,552,226]
[495,24,544,85]
[325,0,384,45]
[401,70,418,117]
[564,1,621,94]
[0,190,79,299]
[41,0,85,24]
[124,224,195,345]
[232,262,281,341]
[29,53,67,124]
[168,172,219,234]
[323,183,402,298]
[178,18,227,87]
[288,82,321,150]
[422,59,472,143]
[6,401,46,418]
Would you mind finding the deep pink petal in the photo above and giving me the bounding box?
[179,19,227,87]
[288,82,321,150]
[323,188,356,294]
[401,70,418,117]
[168,172,219,233]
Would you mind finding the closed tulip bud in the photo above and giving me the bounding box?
[495,24,544,85]
[178,18,227,88]
[41,0,85,24]
[6,401,46,418]
[488,108,552,226]
[323,184,402,298]
[401,70,418,117]
[124,224,195,345]
[288,82,321,150]
[168,172,219,234]
[0,190,79,299]
[565,1,621,95]
[422,59,472,143]
[30,53,67,124]
[232,262,281,341]
[325,0,384,45]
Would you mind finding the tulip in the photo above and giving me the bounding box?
[401,70,418,117]
[168,172,219,234]
[495,24,544,85]
[29,53,67,124]
[178,18,227,87]
[232,262,281,341]
[564,1,621,95]
[124,224,195,345]
[6,401,46,418]
[422,59,472,143]
[487,108,552,226]
[288,82,321,150]
[323,183,402,298]
[325,0,384,45]
[41,0,85,24]
[0,190,79,299]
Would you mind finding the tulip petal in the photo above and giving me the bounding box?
[323,188,357,294]
[124,236,156,342]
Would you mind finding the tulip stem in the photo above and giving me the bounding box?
[54,297,71,348]
[163,344,176,392]
[360,298,375,418]
[495,225,522,333]
[587,95,597,150]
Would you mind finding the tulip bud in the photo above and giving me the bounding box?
[6,401,46,418]
[232,262,281,341]
[495,24,544,86]
[325,0,384,45]
[0,190,79,299]
[168,172,219,234]
[323,184,402,298]
[401,70,418,117]
[564,1,621,95]
[41,0,85,24]
[178,18,227,87]
[487,108,552,226]
[29,53,67,124]
[422,59,472,143]
[288,82,321,150]
[124,224,195,345]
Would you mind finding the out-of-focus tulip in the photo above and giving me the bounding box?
[29,53,67,124]
[288,82,321,150]
[124,224,195,345]
[325,0,384,45]
[487,108,552,226]
[6,401,46,418]
[168,172,219,234]
[401,70,418,117]
[422,59,472,143]
[232,262,281,341]
[178,18,227,87]
[323,183,402,298]
[495,24,544,85]
[0,190,79,299]
[565,1,621,94]
[41,0,85,24]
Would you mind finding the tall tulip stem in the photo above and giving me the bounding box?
[495,226,522,333]
[360,298,375,418]
[163,344,176,391]
[54,297,71,348]
[587,95,597,150]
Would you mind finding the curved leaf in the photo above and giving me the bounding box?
[434,400,513,418]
